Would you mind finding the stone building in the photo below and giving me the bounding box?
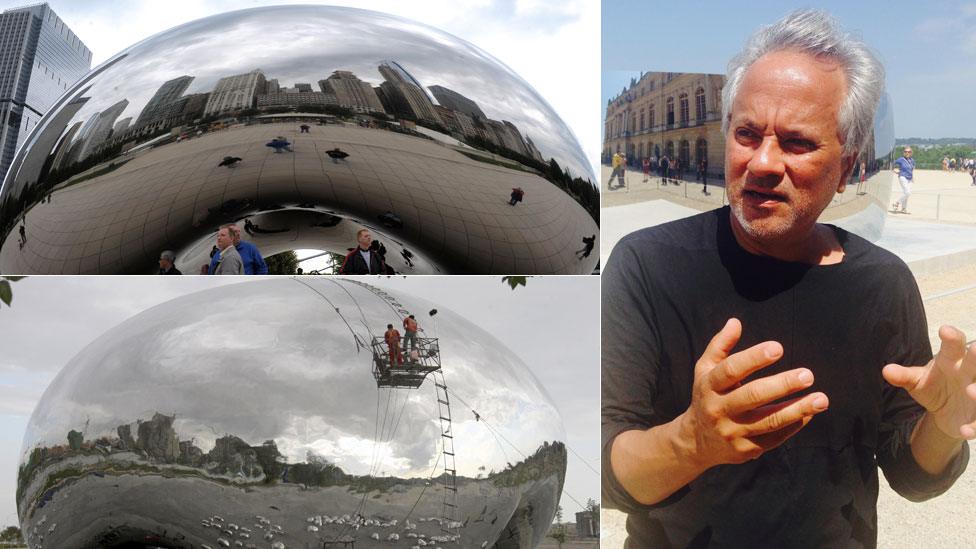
[604,71,725,179]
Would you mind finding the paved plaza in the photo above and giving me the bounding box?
[1,123,598,274]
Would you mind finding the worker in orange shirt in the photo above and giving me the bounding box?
[384,323,403,367]
[402,314,422,359]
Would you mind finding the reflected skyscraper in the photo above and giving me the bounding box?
[0,3,91,180]
[134,75,193,128]
[319,70,385,113]
[429,85,487,119]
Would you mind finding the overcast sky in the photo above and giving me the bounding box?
[602,0,976,139]
[0,275,598,527]
[0,0,600,178]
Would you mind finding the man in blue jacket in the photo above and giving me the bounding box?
[208,224,269,275]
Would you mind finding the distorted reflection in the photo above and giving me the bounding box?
[18,279,567,548]
[0,5,599,274]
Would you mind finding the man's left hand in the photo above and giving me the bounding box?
[883,325,976,440]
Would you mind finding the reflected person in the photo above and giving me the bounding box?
[212,224,243,275]
[339,228,385,274]
[602,10,972,548]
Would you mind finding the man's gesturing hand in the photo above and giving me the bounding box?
[883,325,976,440]
[676,318,830,469]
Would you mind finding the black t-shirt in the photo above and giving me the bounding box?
[602,207,968,548]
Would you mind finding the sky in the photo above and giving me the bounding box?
[0,0,601,178]
[602,0,976,140]
[0,275,599,528]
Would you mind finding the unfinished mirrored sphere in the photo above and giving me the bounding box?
[18,279,566,548]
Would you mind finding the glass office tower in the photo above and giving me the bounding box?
[0,3,90,181]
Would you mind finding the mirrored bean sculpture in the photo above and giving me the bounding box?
[0,5,599,275]
[17,279,567,548]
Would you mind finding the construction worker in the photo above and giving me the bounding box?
[384,323,403,368]
[403,314,421,359]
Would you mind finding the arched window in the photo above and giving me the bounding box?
[665,140,674,159]
[679,139,690,167]
[695,88,706,121]
[679,93,689,126]
[649,104,655,129]
[696,138,708,167]
[666,97,674,127]
[638,142,645,159]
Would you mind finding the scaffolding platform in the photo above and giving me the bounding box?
[371,335,441,388]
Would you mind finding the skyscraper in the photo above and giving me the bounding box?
[318,70,384,113]
[134,75,193,128]
[0,3,91,181]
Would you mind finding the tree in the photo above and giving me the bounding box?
[0,526,22,542]
[549,505,566,548]
[265,251,299,275]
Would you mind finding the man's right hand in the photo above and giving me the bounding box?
[674,318,830,470]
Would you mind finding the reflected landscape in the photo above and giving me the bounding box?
[17,278,566,548]
[0,5,599,274]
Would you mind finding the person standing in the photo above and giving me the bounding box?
[158,250,182,275]
[402,314,421,358]
[212,225,243,275]
[339,228,385,274]
[384,323,403,368]
[608,151,624,189]
[893,146,915,214]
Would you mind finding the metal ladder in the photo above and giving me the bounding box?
[434,369,460,541]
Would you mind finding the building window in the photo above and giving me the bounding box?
[665,140,674,160]
[679,139,690,167]
[666,97,674,127]
[630,113,636,133]
[638,142,644,159]
[695,88,706,121]
[649,105,655,129]
[696,138,708,167]
[639,110,645,131]
[679,93,689,126]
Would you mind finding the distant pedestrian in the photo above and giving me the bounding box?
[266,138,292,153]
[300,124,310,133]
[18,224,26,248]
[698,158,709,195]
[400,248,414,267]
[509,187,525,205]
[642,157,650,182]
[575,234,596,259]
[218,156,242,167]
[892,147,914,214]
[158,250,182,275]
[608,152,625,189]
[856,160,867,195]
[326,147,349,163]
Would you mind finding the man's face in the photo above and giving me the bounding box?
[725,50,855,243]
[159,257,172,270]
[216,228,232,250]
[904,148,913,159]
[358,231,371,249]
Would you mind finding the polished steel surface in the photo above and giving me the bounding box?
[17,279,566,548]
[0,5,599,274]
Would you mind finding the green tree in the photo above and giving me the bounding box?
[0,526,23,542]
[549,504,566,548]
[265,251,299,275]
